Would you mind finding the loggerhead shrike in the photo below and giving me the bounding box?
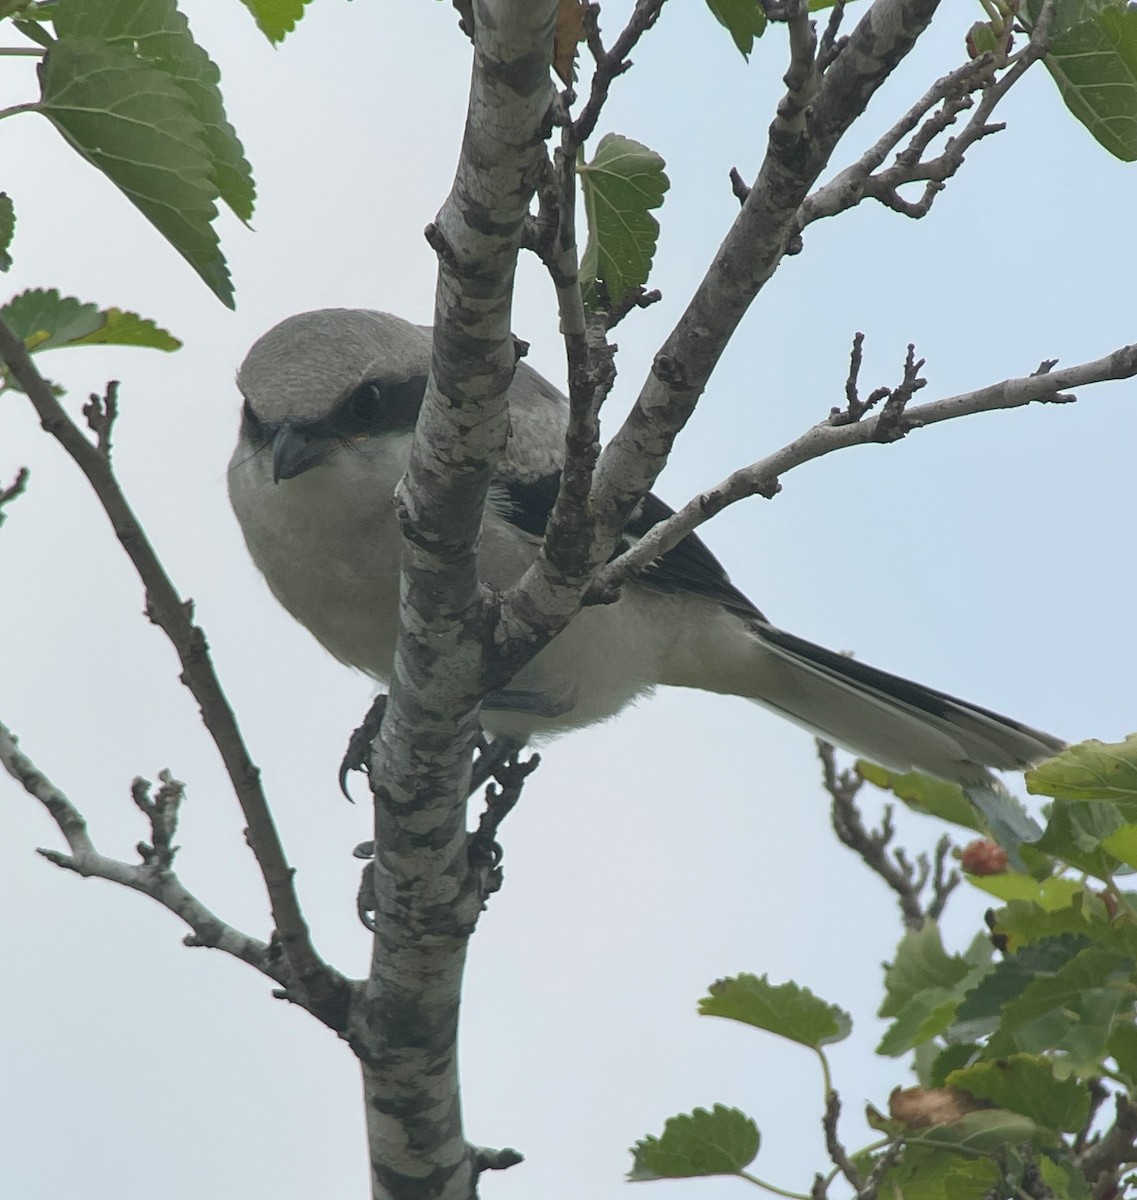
[229,308,1064,786]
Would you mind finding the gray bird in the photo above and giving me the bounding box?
[229,308,1064,786]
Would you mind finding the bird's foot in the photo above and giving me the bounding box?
[339,693,388,801]
[351,732,530,866]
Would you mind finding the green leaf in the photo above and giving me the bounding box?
[855,761,984,832]
[1027,735,1137,806]
[1028,2,1137,162]
[966,872,1084,909]
[1106,1019,1137,1084]
[928,1043,980,1088]
[703,0,766,59]
[934,1159,1005,1200]
[12,13,54,49]
[963,780,1044,867]
[877,990,963,1057]
[0,193,13,271]
[946,1054,1091,1133]
[1038,1152,1092,1200]
[629,1105,759,1180]
[992,893,1137,960]
[878,925,993,1055]
[71,307,181,351]
[906,1107,1051,1153]
[0,288,180,353]
[1,0,42,21]
[53,0,255,223]
[951,934,1092,1042]
[967,21,1001,58]
[237,0,312,43]
[1102,824,1137,868]
[878,1152,1002,1200]
[35,39,233,307]
[698,974,851,1048]
[2,288,102,349]
[579,133,669,310]
[986,945,1134,1059]
[880,923,972,1018]
[1029,801,1127,880]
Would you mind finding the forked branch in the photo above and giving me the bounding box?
[0,318,347,1027]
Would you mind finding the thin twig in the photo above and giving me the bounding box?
[593,339,1137,595]
[802,7,1055,229]
[816,0,847,72]
[823,1090,864,1193]
[0,465,29,525]
[571,0,666,146]
[1078,1094,1137,1193]
[0,319,348,1026]
[858,1141,903,1200]
[834,331,891,423]
[770,0,818,134]
[925,836,961,921]
[816,741,942,931]
[0,719,299,990]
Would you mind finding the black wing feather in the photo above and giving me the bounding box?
[488,473,763,618]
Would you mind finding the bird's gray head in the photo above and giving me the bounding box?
[238,308,431,482]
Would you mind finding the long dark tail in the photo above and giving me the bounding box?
[753,624,1065,784]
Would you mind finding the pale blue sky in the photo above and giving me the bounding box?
[1,4,1135,1198]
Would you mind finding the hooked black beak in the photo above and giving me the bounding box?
[272,424,331,483]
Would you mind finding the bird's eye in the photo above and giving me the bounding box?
[345,382,383,429]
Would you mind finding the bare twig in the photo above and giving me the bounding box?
[767,0,818,134]
[802,7,1055,229]
[500,0,952,661]
[815,741,960,930]
[834,331,891,423]
[926,836,960,921]
[823,1090,864,1193]
[131,770,183,867]
[800,53,997,227]
[473,1145,525,1175]
[0,720,299,988]
[817,0,848,73]
[858,1140,904,1200]
[1075,1079,1111,1156]
[0,464,29,525]
[571,0,666,146]
[594,340,1137,595]
[875,344,926,440]
[1078,1094,1137,1194]
[82,380,118,459]
[0,319,348,1027]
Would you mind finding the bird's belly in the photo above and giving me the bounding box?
[230,462,404,680]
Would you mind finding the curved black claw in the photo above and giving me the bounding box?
[357,860,377,932]
[339,694,388,801]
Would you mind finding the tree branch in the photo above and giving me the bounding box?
[494,0,946,667]
[815,742,960,931]
[355,3,559,1198]
[571,0,667,146]
[0,464,29,525]
[0,319,348,1029]
[1077,1094,1137,1195]
[594,340,1137,593]
[0,720,291,982]
[802,7,1053,227]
